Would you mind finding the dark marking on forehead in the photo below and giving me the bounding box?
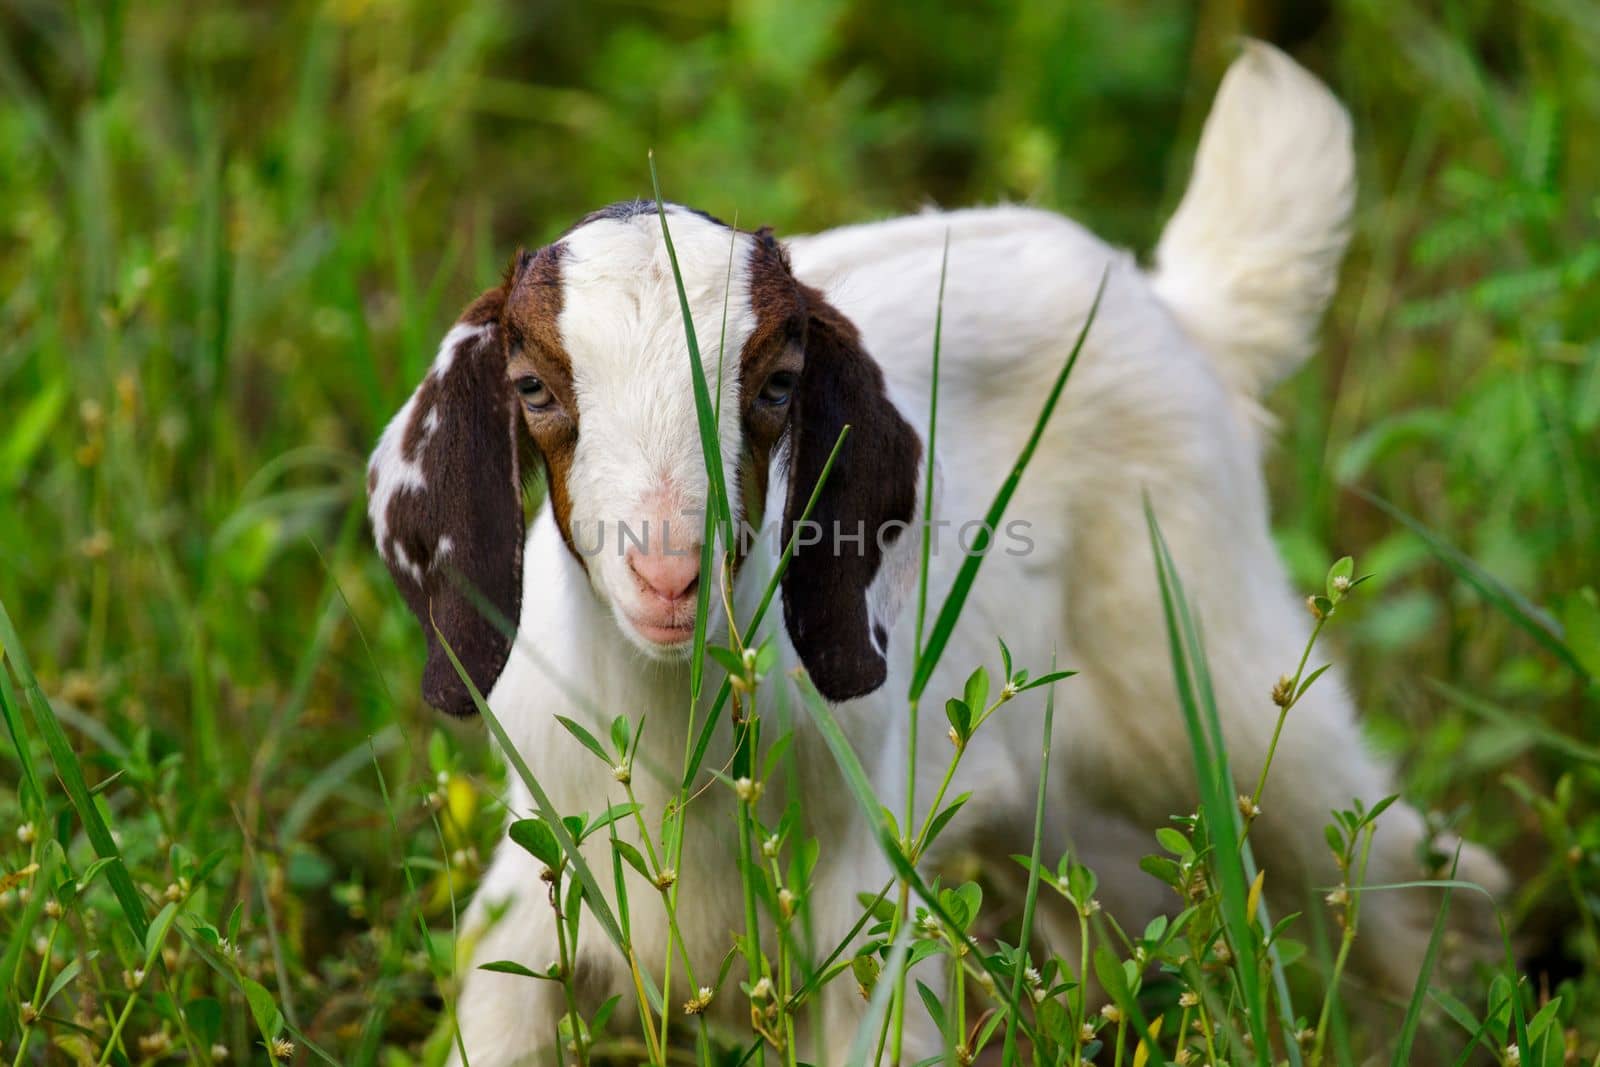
[564,200,734,237]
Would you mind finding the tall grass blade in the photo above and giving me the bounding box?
[1390,854,1458,1067]
[1002,665,1058,1065]
[436,627,644,1000]
[1352,487,1588,678]
[648,154,733,554]
[792,670,1041,1046]
[909,268,1106,701]
[680,426,851,791]
[1143,501,1270,1064]
[0,597,149,942]
[912,231,951,657]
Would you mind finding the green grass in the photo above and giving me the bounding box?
[2,1,1599,1064]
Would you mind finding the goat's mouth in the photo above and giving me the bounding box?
[622,611,698,649]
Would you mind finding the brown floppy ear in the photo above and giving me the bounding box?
[367,288,524,717]
[781,289,923,702]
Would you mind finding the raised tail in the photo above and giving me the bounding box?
[1150,41,1355,397]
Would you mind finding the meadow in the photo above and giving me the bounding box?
[1,1,1597,1064]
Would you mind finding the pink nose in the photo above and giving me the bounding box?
[627,547,701,603]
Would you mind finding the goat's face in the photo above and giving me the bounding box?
[368,203,922,716]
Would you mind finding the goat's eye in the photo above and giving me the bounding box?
[516,376,553,410]
[758,370,797,406]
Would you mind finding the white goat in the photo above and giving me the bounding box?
[368,43,1505,1066]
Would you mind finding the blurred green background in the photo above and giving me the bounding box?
[2,0,1597,1060]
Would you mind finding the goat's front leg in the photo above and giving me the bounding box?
[448,844,574,1067]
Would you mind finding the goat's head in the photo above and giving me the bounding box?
[367,203,922,716]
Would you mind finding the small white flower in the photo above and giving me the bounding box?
[761,835,780,859]
[750,976,774,1001]
[16,823,35,844]
[211,1043,230,1061]
[269,1036,295,1059]
[1331,574,1351,594]
[1178,990,1199,1008]
[1078,1023,1095,1042]
[1100,1003,1122,1022]
[1023,965,1041,987]
[611,762,631,784]
[734,777,762,803]
[19,1001,37,1025]
[43,899,61,920]
[436,770,450,787]
[1504,1045,1520,1066]
[683,986,714,1015]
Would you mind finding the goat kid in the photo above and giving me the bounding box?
[369,43,1506,1066]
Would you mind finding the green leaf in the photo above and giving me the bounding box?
[427,729,450,776]
[241,976,283,1040]
[920,793,971,852]
[916,980,949,1039]
[706,645,746,678]
[963,666,990,717]
[143,900,180,968]
[554,715,612,765]
[1018,669,1077,693]
[944,698,971,742]
[1156,827,1192,857]
[611,839,653,882]
[851,953,881,997]
[508,818,561,869]
[591,994,621,1034]
[579,804,639,843]
[609,715,631,759]
[1326,556,1354,600]
[762,732,794,781]
[43,953,92,1008]
[478,959,544,979]
[1295,663,1333,702]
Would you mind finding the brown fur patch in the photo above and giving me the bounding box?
[502,245,586,565]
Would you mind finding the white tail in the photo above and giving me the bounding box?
[1150,41,1355,397]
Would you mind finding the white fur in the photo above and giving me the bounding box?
[1150,41,1356,397]
[558,209,756,653]
[443,47,1503,1066]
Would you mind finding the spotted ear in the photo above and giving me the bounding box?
[367,288,524,717]
[780,290,923,702]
